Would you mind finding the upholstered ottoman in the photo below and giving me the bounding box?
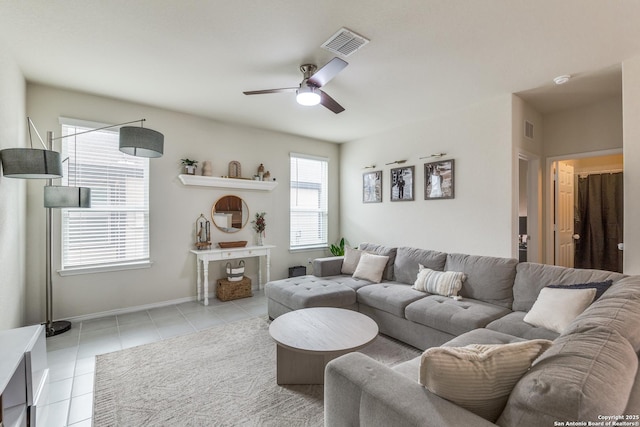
[266,275,358,319]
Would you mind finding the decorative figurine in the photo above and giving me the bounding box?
[257,163,265,180]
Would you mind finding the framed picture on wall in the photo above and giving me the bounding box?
[363,170,383,203]
[424,159,455,200]
[390,166,414,201]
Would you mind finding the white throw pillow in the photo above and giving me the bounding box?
[341,246,363,275]
[419,339,553,422]
[523,287,597,333]
[352,252,389,283]
[412,264,466,296]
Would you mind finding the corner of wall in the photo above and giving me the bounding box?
[0,44,28,330]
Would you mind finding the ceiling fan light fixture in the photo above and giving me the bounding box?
[296,85,321,106]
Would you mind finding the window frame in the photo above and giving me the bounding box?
[289,152,329,251]
[57,117,152,276]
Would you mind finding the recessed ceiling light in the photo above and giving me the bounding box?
[553,75,571,85]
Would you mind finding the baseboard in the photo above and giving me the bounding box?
[62,287,263,324]
[63,295,200,323]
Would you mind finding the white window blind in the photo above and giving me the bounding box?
[290,153,328,250]
[60,120,150,271]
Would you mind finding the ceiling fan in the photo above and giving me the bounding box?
[243,57,348,114]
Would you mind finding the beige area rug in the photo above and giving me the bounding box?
[93,316,420,426]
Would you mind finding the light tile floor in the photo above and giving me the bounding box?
[40,291,268,427]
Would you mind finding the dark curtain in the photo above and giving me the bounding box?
[574,172,623,272]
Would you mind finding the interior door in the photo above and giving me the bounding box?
[555,161,575,267]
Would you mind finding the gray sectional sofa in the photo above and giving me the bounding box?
[265,243,640,426]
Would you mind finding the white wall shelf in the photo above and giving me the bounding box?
[178,174,278,191]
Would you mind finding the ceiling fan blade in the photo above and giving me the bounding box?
[319,90,345,114]
[243,87,297,95]
[308,57,348,87]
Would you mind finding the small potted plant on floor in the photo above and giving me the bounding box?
[181,158,198,175]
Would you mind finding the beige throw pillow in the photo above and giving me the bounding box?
[419,339,553,422]
[412,264,465,296]
[341,246,363,275]
[523,287,597,333]
[352,252,389,283]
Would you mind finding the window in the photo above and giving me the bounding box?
[59,118,150,273]
[290,153,328,250]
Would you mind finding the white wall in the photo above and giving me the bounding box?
[0,45,27,330]
[25,84,339,322]
[543,95,623,158]
[339,95,514,257]
[622,55,640,274]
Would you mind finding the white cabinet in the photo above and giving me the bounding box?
[0,325,48,427]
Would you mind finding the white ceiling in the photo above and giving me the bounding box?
[1,0,639,143]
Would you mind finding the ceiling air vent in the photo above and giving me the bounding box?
[321,28,370,57]
[524,120,534,140]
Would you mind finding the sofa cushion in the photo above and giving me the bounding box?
[523,287,596,334]
[352,252,389,283]
[358,243,397,281]
[444,328,526,347]
[498,328,638,426]
[357,282,426,317]
[547,279,613,300]
[265,276,356,309]
[445,253,517,309]
[340,246,362,274]
[412,266,465,296]
[325,275,376,291]
[393,329,528,393]
[420,339,553,422]
[512,262,624,312]
[405,296,511,336]
[562,276,640,351]
[393,246,448,285]
[486,311,560,341]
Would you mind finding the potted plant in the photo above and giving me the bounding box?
[181,158,198,175]
[330,237,345,256]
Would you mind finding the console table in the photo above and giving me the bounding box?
[190,245,275,305]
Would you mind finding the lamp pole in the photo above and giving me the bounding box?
[45,130,71,337]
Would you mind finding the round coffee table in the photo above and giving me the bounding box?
[269,307,379,385]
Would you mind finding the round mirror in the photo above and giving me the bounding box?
[211,195,249,233]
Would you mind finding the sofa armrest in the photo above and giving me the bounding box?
[325,352,496,427]
[312,256,344,277]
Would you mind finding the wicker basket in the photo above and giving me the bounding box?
[226,260,245,281]
[216,277,252,301]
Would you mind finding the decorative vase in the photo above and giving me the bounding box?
[256,232,264,246]
[202,161,212,176]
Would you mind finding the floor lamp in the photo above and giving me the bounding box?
[0,118,164,337]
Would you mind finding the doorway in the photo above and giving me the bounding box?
[547,152,623,272]
[517,151,540,263]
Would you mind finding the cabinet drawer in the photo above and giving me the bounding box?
[221,249,267,259]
